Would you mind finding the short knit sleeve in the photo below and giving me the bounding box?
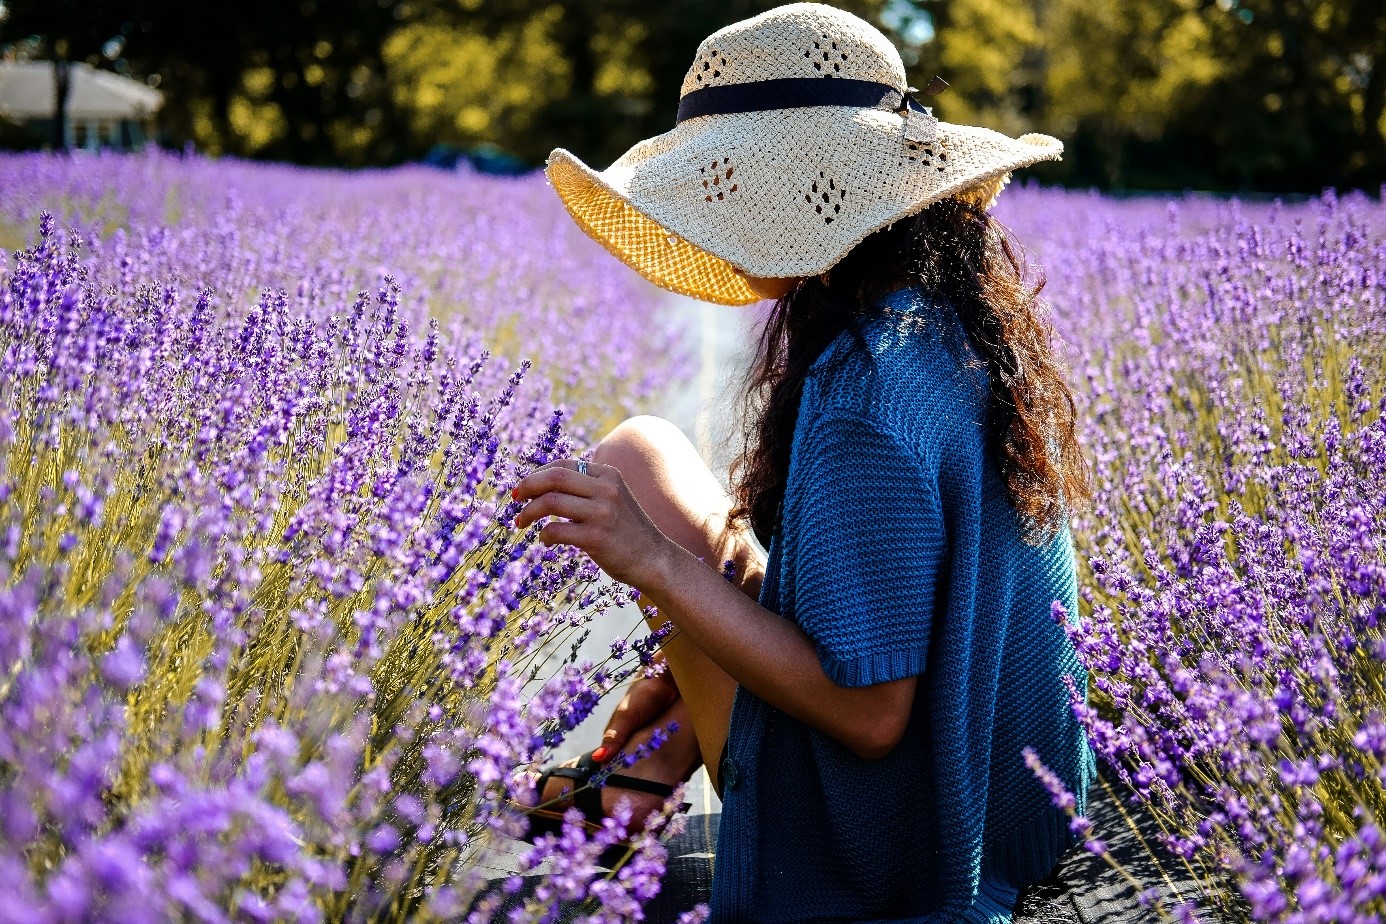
[784,407,947,687]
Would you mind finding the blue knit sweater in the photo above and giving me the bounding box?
[709,285,1095,923]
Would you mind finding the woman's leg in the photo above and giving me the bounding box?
[537,414,766,820]
[593,415,765,791]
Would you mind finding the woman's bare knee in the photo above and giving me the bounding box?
[593,414,764,597]
[592,415,692,481]
[594,417,717,530]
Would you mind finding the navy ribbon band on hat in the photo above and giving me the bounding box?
[676,77,929,125]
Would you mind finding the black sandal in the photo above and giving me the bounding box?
[517,750,692,866]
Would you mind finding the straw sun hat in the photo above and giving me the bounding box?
[545,2,1063,306]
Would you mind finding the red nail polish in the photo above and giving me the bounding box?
[592,746,609,762]
[511,487,519,499]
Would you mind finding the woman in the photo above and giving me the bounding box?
[510,3,1097,921]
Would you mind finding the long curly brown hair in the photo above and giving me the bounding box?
[725,195,1091,550]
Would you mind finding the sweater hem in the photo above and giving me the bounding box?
[819,645,929,687]
[977,802,1081,915]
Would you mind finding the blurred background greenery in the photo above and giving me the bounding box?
[3,0,1383,192]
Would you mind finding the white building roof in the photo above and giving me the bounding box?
[0,60,163,121]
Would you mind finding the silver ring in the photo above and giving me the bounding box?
[576,458,588,476]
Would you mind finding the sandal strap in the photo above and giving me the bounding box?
[573,779,605,825]
[578,751,678,799]
[546,765,590,782]
[534,766,564,801]
[534,755,607,827]
[601,772,677,798]
[534,750,681,828]
[568,752,607,826]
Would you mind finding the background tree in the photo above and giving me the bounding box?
[906,0,1042,138]
[387,0,888,167]
[1179,0,1386,191]
[124,0,408,165]
[1039,0,1225,189]
[2,0,1382,191]
[915,0,1386,190]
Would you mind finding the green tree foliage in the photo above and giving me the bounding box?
[911,0,1385,190]
[2,0,1382,189]
[382,6,572,164]
[4,0,407,164]
[1040,0,1226,188]
[398,0,886,166]
[908,0,1043,138]
[126,0,407,164]
[1182,0,1386,191]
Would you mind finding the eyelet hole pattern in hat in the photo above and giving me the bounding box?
[700,157,737,203]
[695,49,729,84]
[805,170,846,224]
[806,36,848,76]
[900,141,946,170]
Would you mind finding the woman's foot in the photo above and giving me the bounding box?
[535,695,701,833]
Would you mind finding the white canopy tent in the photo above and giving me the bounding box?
[0,60,163,149]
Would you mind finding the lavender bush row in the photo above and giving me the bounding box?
[999,187,1386,921]
[0,153,701,923]
[0,150,691,443]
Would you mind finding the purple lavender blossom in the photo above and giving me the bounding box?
[0,152,695,922]
[1004,184,1386,922]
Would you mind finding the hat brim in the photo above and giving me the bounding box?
[547,108,1062,306]
[548,149,761,306]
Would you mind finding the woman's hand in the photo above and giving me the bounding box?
[511,458,677,590]
[591,668,681,763]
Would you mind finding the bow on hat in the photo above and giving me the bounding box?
[898,75,949,146]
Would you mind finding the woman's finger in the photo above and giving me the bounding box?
[535,519,585,549]
[514,491,594,530]
[575,459,618,480]
[512,459,600,501]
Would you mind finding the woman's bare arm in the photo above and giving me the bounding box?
[641,538,916,760]
[513,461,916,761]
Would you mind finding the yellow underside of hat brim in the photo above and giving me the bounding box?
[547,152,762,306]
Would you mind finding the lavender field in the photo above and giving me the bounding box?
[999,187,1386,921]
[2,151,1385,923]
[0,151,698,923]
